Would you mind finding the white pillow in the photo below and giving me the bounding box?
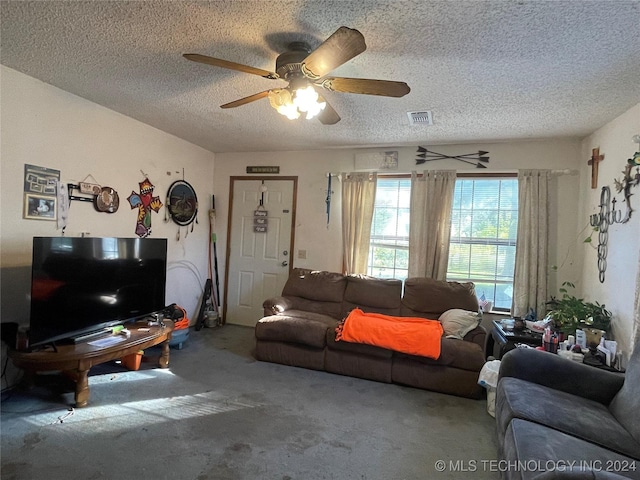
[439,309,481,339]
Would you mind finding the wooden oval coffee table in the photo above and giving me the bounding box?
[9,321,174,407]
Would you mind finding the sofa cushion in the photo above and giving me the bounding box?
[400,277,479,317]
[255,312,338,348]
[394,337,485,371]
[503,419,640,480]
[341,275,402,316]
[282,268,347,303]
[497,377,640,459]
[279,296,345,320]
[326,329,393,359]
[439,308,482,339]
[462,325,487,349]
[273,310,339,325]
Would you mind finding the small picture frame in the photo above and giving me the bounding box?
[24,193,57,221]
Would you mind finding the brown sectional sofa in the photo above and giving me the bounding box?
[255,268,487,399]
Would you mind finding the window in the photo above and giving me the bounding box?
[367,178,411,279]
[367,175,518,311]
[446,178,518,311]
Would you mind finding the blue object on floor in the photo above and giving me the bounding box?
[169,328,190,349]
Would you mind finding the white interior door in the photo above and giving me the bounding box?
[224,178,296,326]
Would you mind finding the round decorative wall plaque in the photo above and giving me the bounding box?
[166,180,198,226]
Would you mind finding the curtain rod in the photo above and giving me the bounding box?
[331,170,577,179]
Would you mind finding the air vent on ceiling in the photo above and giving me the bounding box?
[407,110,433,126]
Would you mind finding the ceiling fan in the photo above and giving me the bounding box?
[183,26,410,124]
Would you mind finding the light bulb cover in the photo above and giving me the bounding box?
[293,86,326,119]
[268,85,325,120]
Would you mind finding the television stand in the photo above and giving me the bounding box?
[8,321,174,407]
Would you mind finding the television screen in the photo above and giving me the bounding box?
[29,236,167,347]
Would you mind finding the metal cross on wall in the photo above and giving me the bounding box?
[589,186,621,283]
[588,147,605,189]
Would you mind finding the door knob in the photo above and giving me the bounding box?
[281,261,289,267]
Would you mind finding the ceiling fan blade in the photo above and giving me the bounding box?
[317,94,340,125]
[220,90,271,109]
[318,77,410,97]
[183,54,279,80]
[301,26,366,79]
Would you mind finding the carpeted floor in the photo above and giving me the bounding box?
[1,325,499,479]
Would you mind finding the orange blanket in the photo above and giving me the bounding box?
[335,308,443,359]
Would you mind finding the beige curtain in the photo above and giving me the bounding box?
[512,169,550,317]
[342,172,377,274]
[408,170,456,280]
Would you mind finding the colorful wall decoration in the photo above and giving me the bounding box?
[127,177,163,238]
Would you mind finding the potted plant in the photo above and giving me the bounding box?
[545,282,611,336]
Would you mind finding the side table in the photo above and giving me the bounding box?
[490,319,542,359]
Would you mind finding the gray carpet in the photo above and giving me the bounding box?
[1,325,499,479]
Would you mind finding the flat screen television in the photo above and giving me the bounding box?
[29,236,167,347]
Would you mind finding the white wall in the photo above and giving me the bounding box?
[578,103,640,363]
[8,62,635,366]
[0,66,215,329]
[214,138,583,305]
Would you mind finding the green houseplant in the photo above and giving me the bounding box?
[545,282,612,335]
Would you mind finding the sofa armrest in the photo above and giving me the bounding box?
[498,348,625,405]
[262,296,294,316]
[463,324,486,351]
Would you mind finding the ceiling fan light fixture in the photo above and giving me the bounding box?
[293,86,326,120]
[280,104,301,120]
[185,26,409,125]
[268,89,300,119]
[268,85,326,121]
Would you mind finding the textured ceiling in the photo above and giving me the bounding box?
[1,0,639,153]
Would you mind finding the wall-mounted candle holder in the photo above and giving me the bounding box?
[588,136,640,283]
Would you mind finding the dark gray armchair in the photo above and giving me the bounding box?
[495,346,639,479]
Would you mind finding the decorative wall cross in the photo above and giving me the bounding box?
[127,178,163,238]
[587,139,640,283]
[588,147,605,189]
[589,186,622,283]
